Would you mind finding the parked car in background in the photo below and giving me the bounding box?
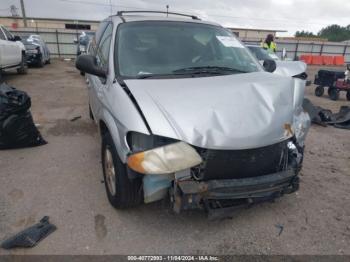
[75,32,95,76]
[0,24,27,76]
[21,35,50,67]
[75,31,95,56]
[76,11,310,218]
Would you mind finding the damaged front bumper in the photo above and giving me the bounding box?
[172,169,299,219]
[26,54,42,65]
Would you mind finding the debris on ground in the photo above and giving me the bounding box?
[1,216,56,249]
[70,116,82,122]
[275,224,284,236]
[303,98,350,129]
[0,82,47,149]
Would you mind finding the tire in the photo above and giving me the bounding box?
[46,58,51,64]
[101,131,143,209]
[17,54,28,75]
[80,71,85,76]
[347,91,350,101]
[37,58,44,68]
[315,86,324,97]
[329,88,339,101]
[328,87,332,96]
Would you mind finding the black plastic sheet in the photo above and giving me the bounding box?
[0,82,47,149]
[303,98,350,130]
[1,216,56,249]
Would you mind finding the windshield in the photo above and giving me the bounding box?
[247,46,279,61]
[116,22,261,78]
[21,36,40,46]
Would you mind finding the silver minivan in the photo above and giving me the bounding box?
[76,11,310,218]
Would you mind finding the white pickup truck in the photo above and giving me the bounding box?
[0,25,27,77]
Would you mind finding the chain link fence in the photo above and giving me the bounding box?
[9,28,350,63]
[10,27,94,58]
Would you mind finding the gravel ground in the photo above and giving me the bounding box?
[0,61,349,255]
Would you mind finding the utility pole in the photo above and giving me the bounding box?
[166,5,169,17]
[20,0,27,27]
[109,0,113,16]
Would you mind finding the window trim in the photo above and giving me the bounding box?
[2,27,13,40]
[0,28,6,40]
[96,22,113,68]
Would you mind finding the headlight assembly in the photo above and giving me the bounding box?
[127,141,202,175]
[293,111,311,146]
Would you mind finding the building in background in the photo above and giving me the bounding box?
[227,27,287,41]
[0,16,99,31]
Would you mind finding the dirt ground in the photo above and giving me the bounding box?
[0,61,349,255]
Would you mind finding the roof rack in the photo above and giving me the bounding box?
[116,10,200,20]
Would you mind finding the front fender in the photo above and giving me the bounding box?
[292,78,310,146]
[99,109,130,163]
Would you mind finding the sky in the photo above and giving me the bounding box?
[0,0,349,36]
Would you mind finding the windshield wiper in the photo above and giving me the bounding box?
[173,66,248,74]
[135,74,161,79]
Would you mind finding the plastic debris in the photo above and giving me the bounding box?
[0,82,47,149]
[275,224,284,236]
[70,116,82,122]
[303,98,350,130]
[1,216,56,249]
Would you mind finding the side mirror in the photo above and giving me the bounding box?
[13,35,21,41]
[76,55,107,78]
[263,59,277,73]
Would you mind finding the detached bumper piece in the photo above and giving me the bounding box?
[1,216,56,249]
[172,170,299,220]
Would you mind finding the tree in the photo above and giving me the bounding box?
[295,30,316,38]
[317,24,350,42]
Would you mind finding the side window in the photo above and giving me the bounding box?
[0,29,5,40]
[2,27,13,40]
[96,23,113,68]
[88,37,97,56]
[95,21,109,45]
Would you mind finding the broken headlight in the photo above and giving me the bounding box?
[293,111,311,147]
[126,132,202,175]
[127,132,178,152]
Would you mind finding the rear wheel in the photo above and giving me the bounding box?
[17,54,28,74]
[101,131,143,209]
[315,86,324,97]
[329,88,339,101]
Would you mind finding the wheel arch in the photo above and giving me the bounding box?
[98,110,130,163]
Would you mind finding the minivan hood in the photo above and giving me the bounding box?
[125,72,296,150]
[274,61,307,77]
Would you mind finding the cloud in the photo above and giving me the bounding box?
[0,0,349,36]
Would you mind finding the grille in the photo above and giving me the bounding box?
[192,141,289,181]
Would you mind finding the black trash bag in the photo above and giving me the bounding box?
[1,216,57,249]
[0,82,47,149]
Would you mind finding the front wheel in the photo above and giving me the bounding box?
[17,54,28,74]
[101,132,143,209]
